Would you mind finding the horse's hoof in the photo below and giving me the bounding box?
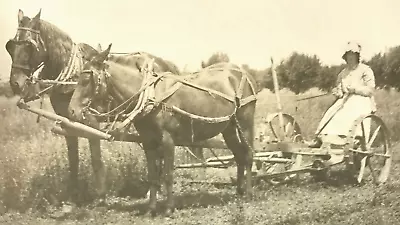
[48,202,76,220]
[164,208,175,218]
[93,198,107,207]
[144,209,157,218]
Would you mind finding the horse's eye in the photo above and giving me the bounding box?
[80,75,92,86]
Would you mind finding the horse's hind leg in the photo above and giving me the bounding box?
[236,114,255,199]
[222,113,254,198]
[235,105,255,199]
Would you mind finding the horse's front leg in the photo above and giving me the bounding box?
[88,138,106,204]
[65,136,79,203]
[160,131,175,216]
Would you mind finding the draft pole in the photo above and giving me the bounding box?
[270,57,286,141]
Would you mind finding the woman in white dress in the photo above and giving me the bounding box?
[309,42,376,147]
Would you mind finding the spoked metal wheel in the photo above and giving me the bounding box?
[258,113,303,185]
[344,114,392,185]
[266,113,303,142]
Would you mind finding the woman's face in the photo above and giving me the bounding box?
[345,52,358,65]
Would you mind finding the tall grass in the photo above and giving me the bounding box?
[0,87,399,214]
[0,97,149,213]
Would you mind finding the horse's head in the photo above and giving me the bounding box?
[69,44,112,123]
[6,9,47,99]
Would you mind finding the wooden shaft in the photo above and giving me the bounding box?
[18,102,112,140]
[38,80,78,85]
[175,161,231,169]
[270,58,286,141]
[51,125,110,140]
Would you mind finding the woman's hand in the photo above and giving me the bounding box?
[332,87,343,98]
[346,85,356,94]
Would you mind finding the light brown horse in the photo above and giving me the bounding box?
[5,9,181,207]
[68,44,258,216]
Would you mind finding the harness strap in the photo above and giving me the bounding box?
[18,27,40,34]
[168,104,234,123]
[240,95,257,106]
[157,82,183,102]
[15,27,46,52]
[163,74,236,103]
[236,74,247,104]
[115,62,154,129]
[34,44,81,97]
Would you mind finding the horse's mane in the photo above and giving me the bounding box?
[38,20,74,67]
[145,52,181,75]
[78,43,99,59]
[35,19,98,79]
[108,52,180,75]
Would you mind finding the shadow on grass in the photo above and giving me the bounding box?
[107,189,238,216]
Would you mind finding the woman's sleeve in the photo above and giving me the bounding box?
[363,66,376,89]
[332,71,344,98]
[354,66,375,97]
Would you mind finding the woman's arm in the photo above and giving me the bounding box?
[348,66,375,97]
[332,71,344,98]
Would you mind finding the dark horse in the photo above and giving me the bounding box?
[5,9,181,206]
[68,44,257,216]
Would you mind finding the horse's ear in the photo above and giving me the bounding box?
[31,9,41,27]
[18,9,24,24]
[105,43,112,54]
[96,43,102,52]
[93,43,112,63]
[33,9,42,20]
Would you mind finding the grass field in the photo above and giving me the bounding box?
[0,88,399,224]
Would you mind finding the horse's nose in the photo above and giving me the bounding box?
[10,80,22,95]
[68,107,85,122]
[9,73,28,95]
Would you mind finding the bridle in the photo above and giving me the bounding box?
[6,26,47,80]
[8,25,83,103]
[84,69,109,99]
[79,68,112,116]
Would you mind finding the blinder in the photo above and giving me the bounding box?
[81,69,109,100]
[77,69,111,117]
[7,26,46,78]
[5,40,15,56]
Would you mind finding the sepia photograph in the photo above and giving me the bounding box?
[0,0,399,224]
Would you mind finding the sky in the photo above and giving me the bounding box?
[1,0,400,81]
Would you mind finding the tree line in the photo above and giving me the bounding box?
[202,46,400,94]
